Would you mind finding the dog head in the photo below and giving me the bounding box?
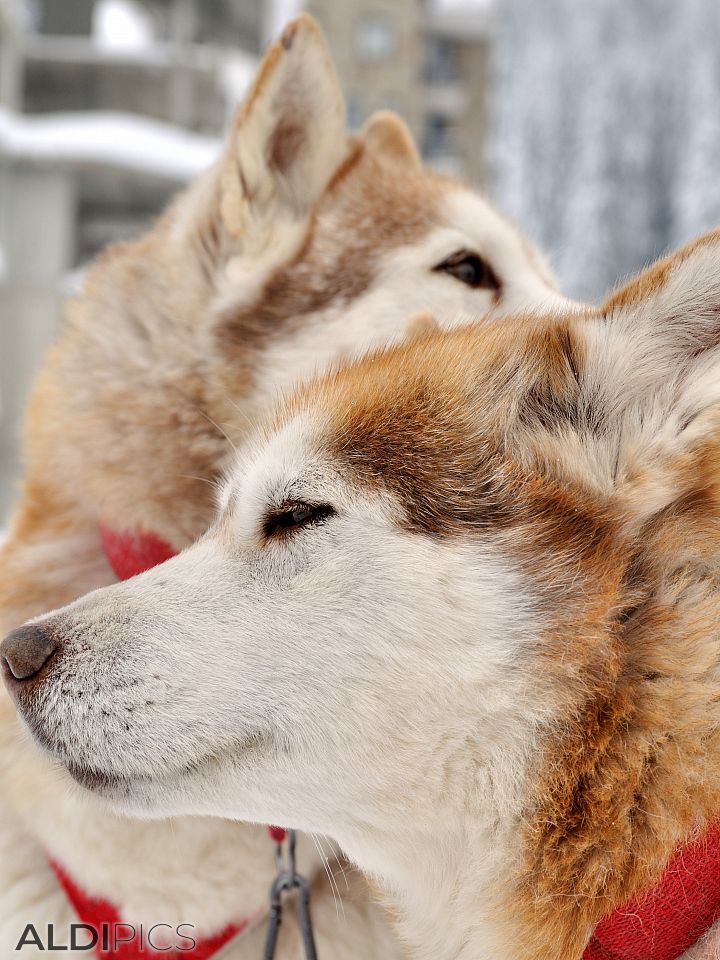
[6,231,720,956]
[47,16,572,541]
[200,13,567,369]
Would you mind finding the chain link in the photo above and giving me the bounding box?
[262,830,318,960]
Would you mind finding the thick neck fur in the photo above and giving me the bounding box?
[335,443,720,960]
[511,452,720,958]
[360,828,518,960]
[333,713,538,960]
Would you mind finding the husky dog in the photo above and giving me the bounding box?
[6,230,720,960]
[0,15,568,958]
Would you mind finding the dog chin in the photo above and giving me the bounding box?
[63,732,271,817]
[64,759,190,818]
[66,762,126,792]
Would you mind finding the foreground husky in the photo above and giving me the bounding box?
[5,230,720,960]
[0,15,566,958]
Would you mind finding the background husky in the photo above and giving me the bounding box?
[7,230,720,960]
[0,14,570,959]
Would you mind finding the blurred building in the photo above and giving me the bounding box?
[422,1,493,182]
[0,0,247,517]
[0,0,493,520]
[306,0,493,181]
[0,0,495,255]
[1,0,259,257]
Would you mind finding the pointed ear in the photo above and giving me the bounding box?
[220,15,348,247]
[593,230,720,421]
[513,232,720,522]
[578,231,720,514]
[362,111,421,170]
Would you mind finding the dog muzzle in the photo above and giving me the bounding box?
[40,526,291,959]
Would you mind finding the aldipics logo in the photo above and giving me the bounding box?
[14,922,197,952]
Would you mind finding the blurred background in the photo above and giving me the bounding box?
[1,0,720,523]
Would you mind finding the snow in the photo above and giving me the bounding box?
[0,108,220,181]
[490,0,720,301]
[92,0,155,53]
[432,0,495,11]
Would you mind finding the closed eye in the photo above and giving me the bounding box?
[433,249,502,292]
[263,502,336,539]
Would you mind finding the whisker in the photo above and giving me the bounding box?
[177,474,221,489]
[221,394,258,432]
[197,408,239,454]
[328,844,351,894]
[320,832,350,895]
[311,833,345,920]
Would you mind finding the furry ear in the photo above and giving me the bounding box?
[513,232,720,521]
[220,15,348,247]
[576,230,720,514]
[362,111,421,170]
[593,230,720,425]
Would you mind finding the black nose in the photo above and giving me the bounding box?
[1,624,59,681]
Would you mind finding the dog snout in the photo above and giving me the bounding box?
[1,623,61,688]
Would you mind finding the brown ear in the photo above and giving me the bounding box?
[362,111,422,170]
[220,15,349,245]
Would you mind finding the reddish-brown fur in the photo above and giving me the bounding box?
[285,273,720,957]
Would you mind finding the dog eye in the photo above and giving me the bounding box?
[263,503,336,539]
[433,250,501,291]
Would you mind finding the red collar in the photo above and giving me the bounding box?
[99,525,177,581]
[49,860,245,959]
[583,819,720,960]
[99,526,720,960]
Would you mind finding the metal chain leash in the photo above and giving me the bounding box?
[262,830,318,960]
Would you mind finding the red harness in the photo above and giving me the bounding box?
[50,526,720,959]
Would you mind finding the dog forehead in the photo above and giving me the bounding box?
[229,311,596,541]
[281,331,496,533]
[215,145,450,343]
[281,316,600,538]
